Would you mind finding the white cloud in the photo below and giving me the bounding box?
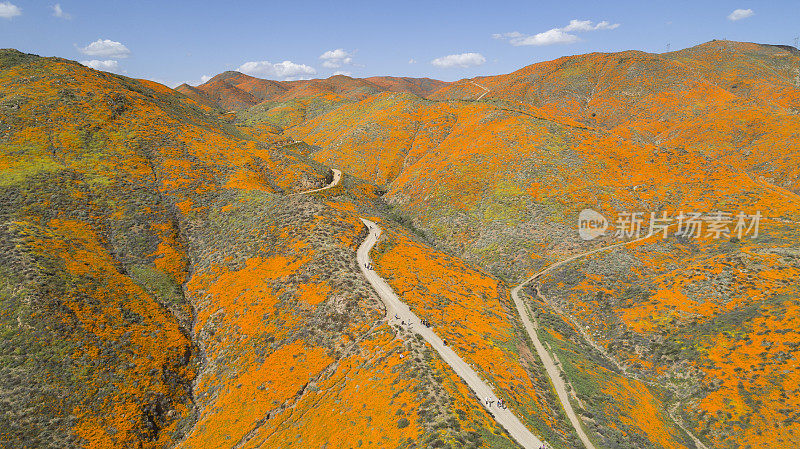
[562,19,619,32]
[408,58,417,64]
[319,48,354,68]
[728,9,754,21]
[52,3,71,19]
[332,70,352,76]
[81,59,120,72]
[78,39,131,58]
[0,2,21,19]
[505,29,580,46]
[237,60,317,80]
[492,31,520,40]
[431,52,486,68]
[494,19,620,47]
[200,75,211,83]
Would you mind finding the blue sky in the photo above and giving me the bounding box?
[0,1,797,86]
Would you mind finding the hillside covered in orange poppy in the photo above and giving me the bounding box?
[227,40,799,448]
[2,39,799,449]
[0,49,528,449]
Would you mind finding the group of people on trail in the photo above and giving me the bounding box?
[396,315,414,331]
[363,262,373,270]
[393,315,434,329]
[484,397,508,410]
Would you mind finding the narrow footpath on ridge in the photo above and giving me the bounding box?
[470,80,490,100]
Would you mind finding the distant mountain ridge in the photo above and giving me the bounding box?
[177,70,449,111]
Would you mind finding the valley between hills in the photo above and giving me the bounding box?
[1,39,799,449]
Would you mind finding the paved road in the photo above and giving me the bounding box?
[293,168,341,195]
[357,218,546,449]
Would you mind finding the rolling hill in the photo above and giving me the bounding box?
[0,49,535,449]
[271,40,800,448]
[2,39,799,449]
[184,71,449,114]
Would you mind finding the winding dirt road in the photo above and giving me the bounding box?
[357,218,546,449]
[511,281,598,449]
[509,235,662,449]
[512,232,711,449]
[293,168,341,195]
